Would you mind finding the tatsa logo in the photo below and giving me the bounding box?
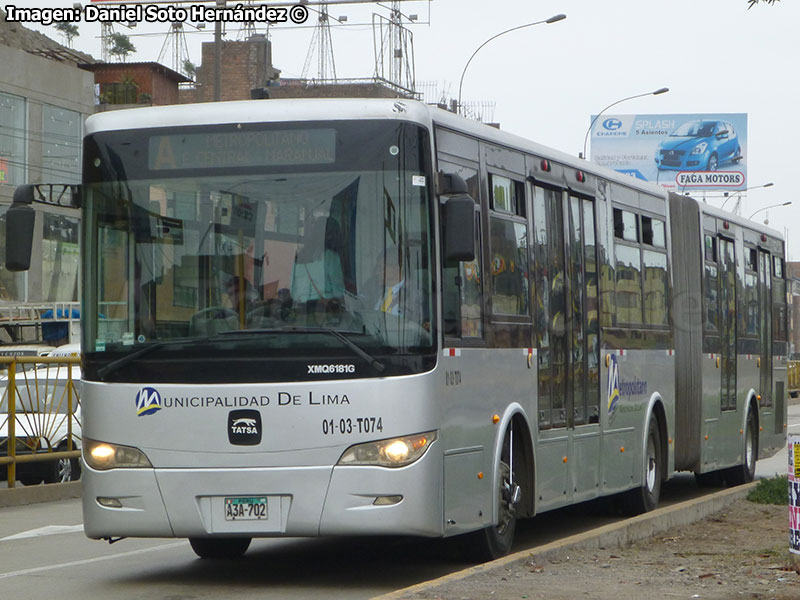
[135,387,162,417]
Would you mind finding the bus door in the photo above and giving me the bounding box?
[758,249,772,409]
[718,236,737,415]
[566,194,601,502]
[533,186,600,508]
[702,236,738,471]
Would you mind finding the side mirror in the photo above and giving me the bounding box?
[443,195,476,262]
[5,185,36,272]
[438,172,468,196]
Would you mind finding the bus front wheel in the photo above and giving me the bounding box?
[469,427,519,561]
[189,536,251,559]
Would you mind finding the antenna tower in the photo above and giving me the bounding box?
[301,1,337,81]
[372,2,416,94]
[157,21,192,75]
[236,0,261,40]
[100,21,113,62]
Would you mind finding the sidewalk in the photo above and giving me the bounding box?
[376,482,799,600]
[0,481,81,508]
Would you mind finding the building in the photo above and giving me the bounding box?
[0,9,95,342]
[82,62,191,109]
[179,34,413,103]
[179,34,281,104]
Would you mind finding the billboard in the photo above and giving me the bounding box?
[589,113,748,192]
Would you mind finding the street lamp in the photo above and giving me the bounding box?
[457,14,566,114]
[581,87,669,159]
[720,182,774,211]
[747,201,792,220]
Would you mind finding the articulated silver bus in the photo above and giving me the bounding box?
[5,99,787,560]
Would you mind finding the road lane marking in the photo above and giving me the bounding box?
[0,541,187,580]
[1,525,84,541]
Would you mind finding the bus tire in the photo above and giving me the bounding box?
[468,428,518,561]
[724,409,757,486]
[624,417,662,515]
[189,536,251,559]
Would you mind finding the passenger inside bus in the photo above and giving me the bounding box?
[369,251,405,316]
[225,275,259,317]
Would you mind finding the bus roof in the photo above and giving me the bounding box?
[84,98,434,135]
[85,98,782,241]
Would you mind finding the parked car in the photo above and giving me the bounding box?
[0,343,81,485]
[655,120,742,172]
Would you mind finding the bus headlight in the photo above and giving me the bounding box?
[337,431,436,468]
[83,438,152,470]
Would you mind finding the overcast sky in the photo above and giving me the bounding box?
[16,0,800,258]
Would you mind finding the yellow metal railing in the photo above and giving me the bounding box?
[0,355,81,488]
[790,361,800,395]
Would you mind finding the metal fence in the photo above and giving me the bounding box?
[0,355,81,488]
[790,361,800,397]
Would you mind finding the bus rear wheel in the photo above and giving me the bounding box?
[624,417,662,515]
[724,410,757,486]
[189,536,251,559]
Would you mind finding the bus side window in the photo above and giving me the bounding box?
[641,216,668,327]
[704,234,719,333]
[773,254,787,342]
[612,208,642,325]
[488,174,528,317]
[440,161,484,340]
[743,246,759,337]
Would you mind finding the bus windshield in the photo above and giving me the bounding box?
[81,120,434,383]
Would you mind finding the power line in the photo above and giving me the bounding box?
[1,157,82,181]
[1,129,82,150]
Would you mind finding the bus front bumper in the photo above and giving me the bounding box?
[81,452,443,539]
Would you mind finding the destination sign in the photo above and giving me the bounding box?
[148,128,336,171]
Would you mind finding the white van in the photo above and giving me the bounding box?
[0,343,81,484]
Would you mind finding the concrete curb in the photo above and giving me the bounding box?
[372,481,759,600]
[0,481,82,508]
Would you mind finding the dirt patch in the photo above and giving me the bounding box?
[402,499,800,600]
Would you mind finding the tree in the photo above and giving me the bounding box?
[108,32,136,62]
[182,59,197,80]
[747,0,780,7]
[54,22,79,48]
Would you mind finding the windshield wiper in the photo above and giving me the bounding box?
[221,327,385,373]
[96,337,216,380]
[97,342,165,380]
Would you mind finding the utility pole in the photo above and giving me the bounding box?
[214,0,225,101]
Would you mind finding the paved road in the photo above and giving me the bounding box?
[0,480,745,600]
[1,403,796,599]
[755,399,800,478]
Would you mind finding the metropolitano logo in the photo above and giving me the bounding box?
[606,354,620,422]
[135,387,163,417]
